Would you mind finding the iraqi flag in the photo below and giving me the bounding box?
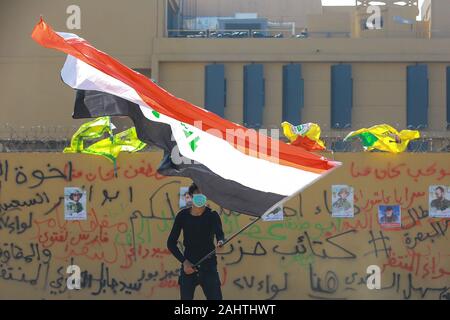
[31,18,341,217]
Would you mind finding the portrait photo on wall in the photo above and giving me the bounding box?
[378,205,401,228]
[429,185,450,218]
[331,185,354,218]
[262,206,284,222]
[179,186,193,209]
[64,187,87,221]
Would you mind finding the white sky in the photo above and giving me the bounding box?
[321,0,425,19]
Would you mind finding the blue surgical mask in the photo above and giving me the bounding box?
[192,194,207,207]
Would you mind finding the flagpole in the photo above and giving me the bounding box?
[192,216,262,269]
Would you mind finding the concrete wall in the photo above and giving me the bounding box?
[0,152,449,299]
[307,12,352,35]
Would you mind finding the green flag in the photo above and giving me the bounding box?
[64,117,146,162]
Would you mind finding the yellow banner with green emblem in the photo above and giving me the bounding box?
[344,124,420,153]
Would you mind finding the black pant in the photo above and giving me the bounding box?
[178,265,223,300]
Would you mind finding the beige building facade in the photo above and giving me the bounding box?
[1,0,450,142]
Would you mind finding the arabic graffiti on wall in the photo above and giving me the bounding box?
[0,152,449,299]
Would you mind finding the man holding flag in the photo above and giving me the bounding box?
[167,183,225,300]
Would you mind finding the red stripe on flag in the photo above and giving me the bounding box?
[291,135,326,152]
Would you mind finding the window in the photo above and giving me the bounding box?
[205,64,226,118]
[282,64,304,124]
[331,64,353,129]
[407,64,428,129]
[244,64,265,129]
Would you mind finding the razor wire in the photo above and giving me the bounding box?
[0,124,448,153]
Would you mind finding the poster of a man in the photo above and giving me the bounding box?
[179,187,193,209]
[429,185,450,218]
[64,187,87,220]
[262,206,284,222]
[378,205,401,228]
[331,185,354,218]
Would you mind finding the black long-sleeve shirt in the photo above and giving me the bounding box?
[167,207,225,267]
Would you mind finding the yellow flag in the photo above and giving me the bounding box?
[281,122,326,151]
[344,124,420,153]
[64,117,146,162]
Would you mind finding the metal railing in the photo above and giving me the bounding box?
[305,31,351,38]
[165,29,348,39]
[0,124,448,153]
[0,124,151,152]
[321,137,450,153]
[0,136,448,153]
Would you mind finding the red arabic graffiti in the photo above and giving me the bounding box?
[350,161,450,182]
[33,207,129,264]
[64,159,167,182]
[355,187,426,212]
[381,247,450,280]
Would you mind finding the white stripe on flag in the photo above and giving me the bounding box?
[61,55,322,196]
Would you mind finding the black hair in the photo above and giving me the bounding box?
[69,192,82,201]
[188,183,200,196]
[435,186,445,193]
[386,206,393,211]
